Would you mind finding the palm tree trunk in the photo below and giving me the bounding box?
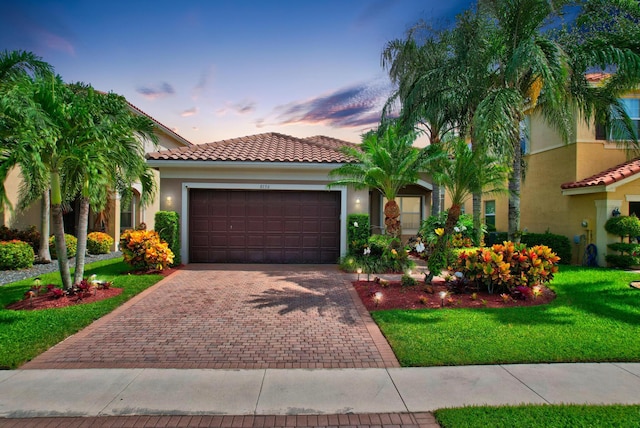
[38,189,51,263]
[444,203,462,236]
[73,196,90,285]
[431,183,441,216]
[472,192,482,246]
[508,145,521,243]
[50,171,72,290]
[384,199,402,238]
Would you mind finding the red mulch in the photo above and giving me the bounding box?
[6,288,124,311]
[6,265,181,311]
[353,278,556,311]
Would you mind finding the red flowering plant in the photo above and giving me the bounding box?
[119,230,174,271]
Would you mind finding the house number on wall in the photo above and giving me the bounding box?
[259,184,270,189]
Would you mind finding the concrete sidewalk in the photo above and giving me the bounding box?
[1,363,639,420]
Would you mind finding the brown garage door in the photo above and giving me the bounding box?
[189,189,341,263]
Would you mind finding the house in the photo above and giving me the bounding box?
[146,132,433,264]
[454,76,640,266]
[0,103,193,250]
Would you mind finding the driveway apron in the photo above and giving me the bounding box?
[22,265,398,369]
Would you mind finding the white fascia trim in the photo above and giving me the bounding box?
[180,182,348,264]
[147,160,346,169]
[606,173,640,191]
[562,185,607,196]
[626,195,640,202]
[416,179,433,191]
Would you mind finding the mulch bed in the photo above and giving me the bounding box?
[5,265,181,311]
[6,288,124,311]
[353,278,556,311]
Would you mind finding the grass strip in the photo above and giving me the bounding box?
[434,404,640,428]
[372,266,640,366]
[0,258,162,369]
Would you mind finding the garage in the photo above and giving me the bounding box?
[189,189,341,263]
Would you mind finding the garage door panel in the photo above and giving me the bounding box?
[189,189,340,263]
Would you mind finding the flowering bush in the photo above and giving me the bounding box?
[49,234,78,259]
[0,240,34,270]
[453,241,559,294]
[87,232,114,254]
[119,229,174,271]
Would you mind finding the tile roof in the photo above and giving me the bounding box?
[561,158,640,190]
[146,132,357,163]
[126,102,193,146]
[585,72,610,83]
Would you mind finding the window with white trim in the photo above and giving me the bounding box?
[485,200,496,230]
[596,98,640,141]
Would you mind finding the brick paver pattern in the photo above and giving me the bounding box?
[0,412,440,427]
[23,265,398,369]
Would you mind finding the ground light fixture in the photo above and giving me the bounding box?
[356,267,362,281]
[439,291,447,307]
[373,291,383,307]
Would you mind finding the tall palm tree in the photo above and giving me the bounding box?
[63,84,158,284]
[328,121,441,237]
[0,50,54,262]
[382,10,496,241]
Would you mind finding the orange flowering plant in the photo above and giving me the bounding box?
[87,232,114,254]
[119,230,174,271]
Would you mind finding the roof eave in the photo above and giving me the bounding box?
[146,159,350,169]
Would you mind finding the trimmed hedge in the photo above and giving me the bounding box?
[0,240,34,270]
[347,213,370,256]
[49,234,78,259]
[155,211,181,266]
[0,225,40,252]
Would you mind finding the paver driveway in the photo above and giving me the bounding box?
[23,265,398,369]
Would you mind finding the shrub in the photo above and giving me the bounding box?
[49,234,77,259]
[368,234,400,257]
[0,240,34,270]
[0,225,40,252]
[155,211,181,266]
[453,241,560,294]
[86,232,114,254]
[605,215,640,268]
[347,213,370,256]
[339,233,414,274]
[419,212,478,247]
[401,274,417,287]
[520,232,571,265]
[119,229,174,271]
[605,215,640,238]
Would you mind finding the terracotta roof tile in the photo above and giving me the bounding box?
[146,132,356,163]
[561,158,640,190]
[585,72,610,83]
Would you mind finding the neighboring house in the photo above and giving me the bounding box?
[453,76,640,266]
[1,103,192,250]
[146,132,433,264]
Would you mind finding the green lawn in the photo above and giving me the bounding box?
[372,266,640,366]
[434,404,640,428]
[0,258,162,369]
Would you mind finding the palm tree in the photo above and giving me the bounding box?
[382,10,496,242]
[431,138,509,235]
[328,121,441,237]
[0,50,54,262]
[63,84,158,284]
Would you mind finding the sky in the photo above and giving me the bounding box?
[1,0,472,145]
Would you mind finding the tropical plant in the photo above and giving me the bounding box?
[86,232,114,255]
[328,121,441,237]
[0,240,34,270]
[119,229,174,271]
[62,84,158,284]
[0,50,54,263]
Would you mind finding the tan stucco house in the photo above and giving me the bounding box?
[146,132,433,264]
[453,77,640,266]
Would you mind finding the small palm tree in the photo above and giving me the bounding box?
[328,121,441,237]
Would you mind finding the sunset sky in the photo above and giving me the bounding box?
[1,1,471,144]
